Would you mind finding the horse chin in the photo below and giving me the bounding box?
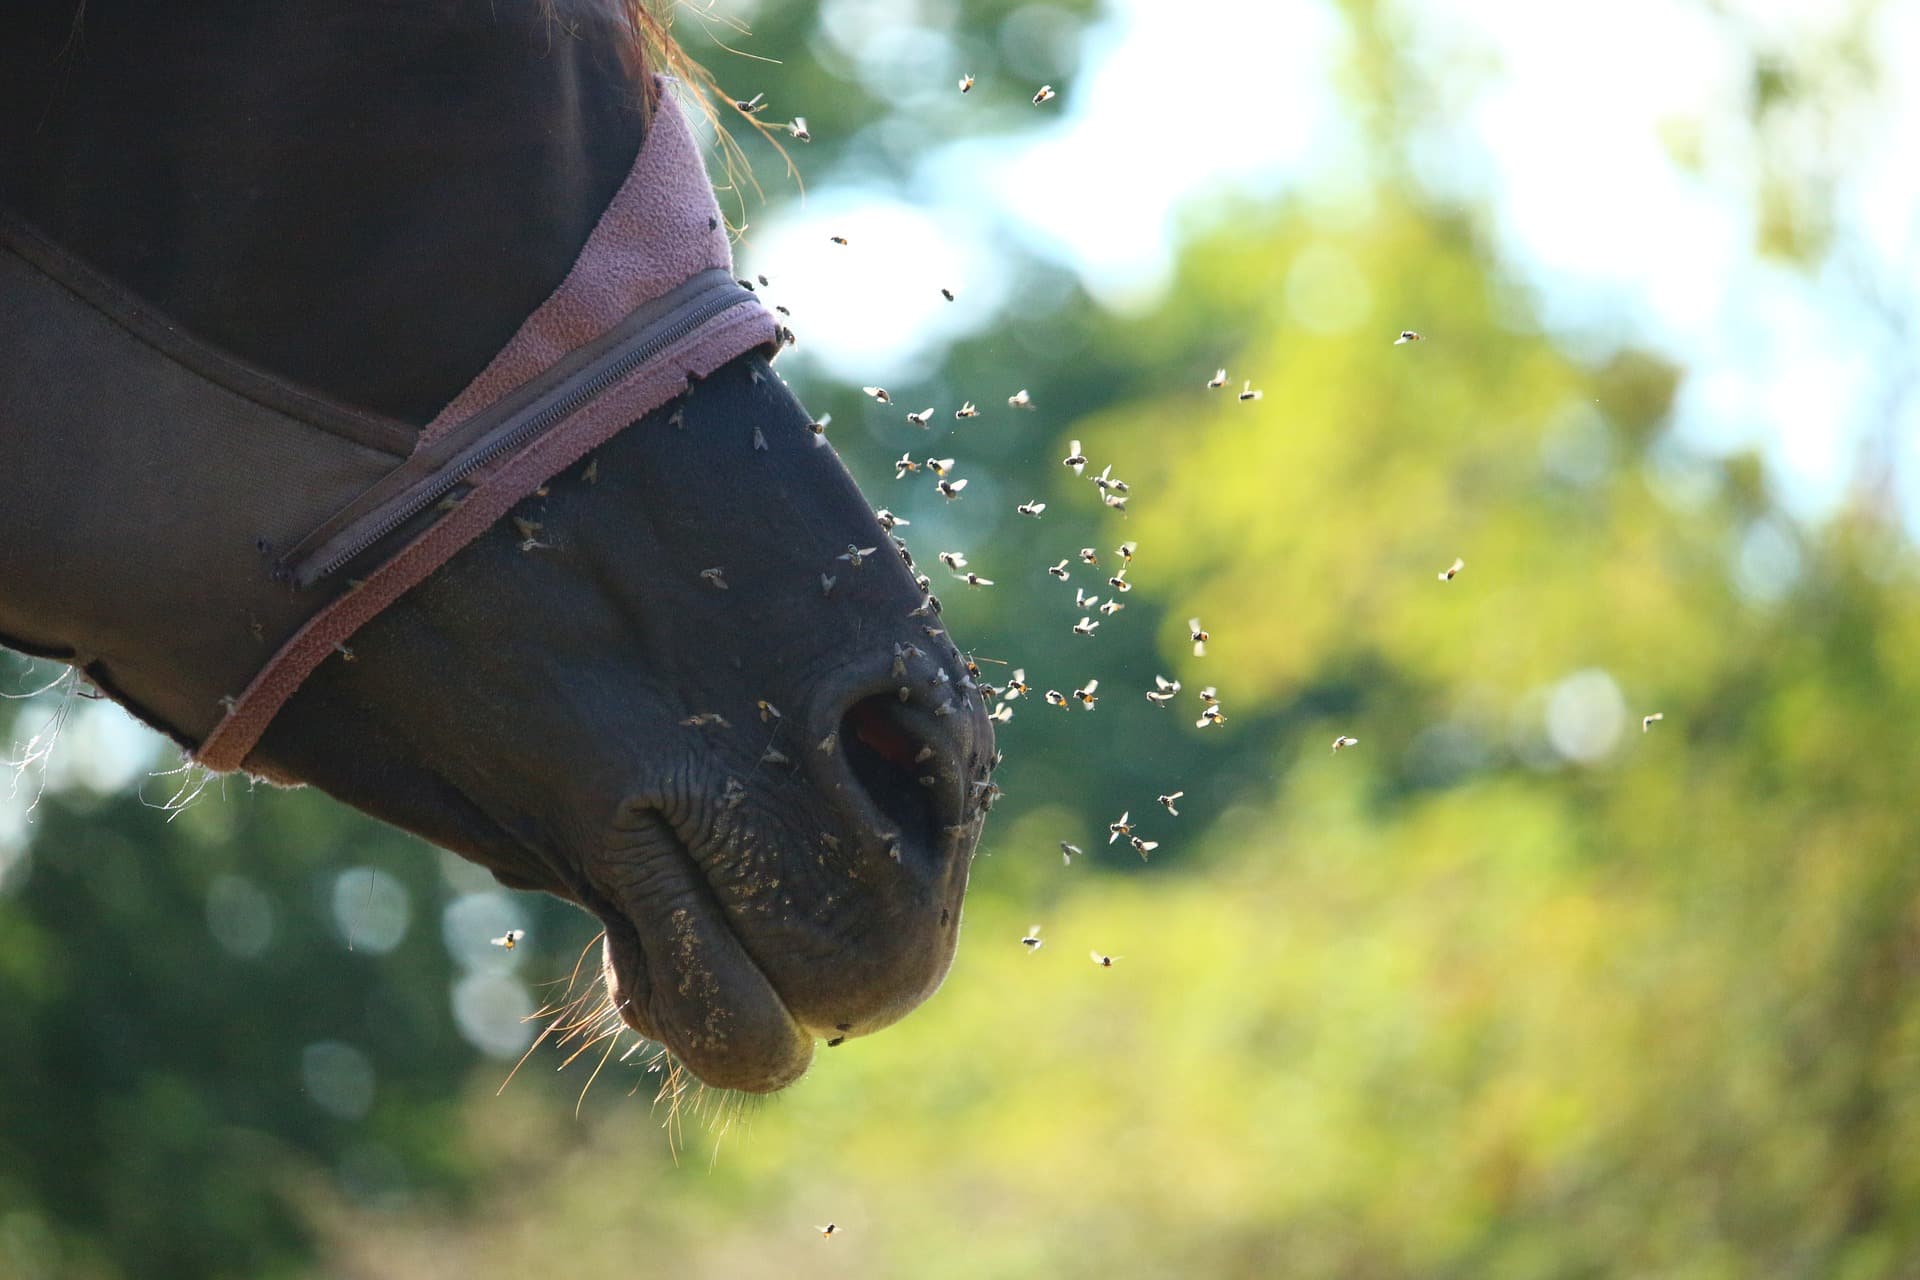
[592,814,813,1094]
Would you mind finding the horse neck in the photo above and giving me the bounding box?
[0,0,646,423]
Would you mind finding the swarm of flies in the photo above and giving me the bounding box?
[822,323,1250,922]
[543,67,1677,1027]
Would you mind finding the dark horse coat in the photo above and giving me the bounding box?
[0,2,994,1093]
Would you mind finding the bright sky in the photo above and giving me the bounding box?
[741,0,1920,532]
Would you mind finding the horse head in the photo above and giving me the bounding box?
[256,357,996,1093]
[0,2,995,1092]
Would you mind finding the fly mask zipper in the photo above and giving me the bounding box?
[277,267,758,589]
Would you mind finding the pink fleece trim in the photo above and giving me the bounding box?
[195,84,777,774]
[421,84,738,446]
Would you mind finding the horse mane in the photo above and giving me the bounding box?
[559,0,796,208]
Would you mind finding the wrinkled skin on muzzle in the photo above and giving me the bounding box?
[252,354,995,1091]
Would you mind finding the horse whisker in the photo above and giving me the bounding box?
[575,1031,622,1119]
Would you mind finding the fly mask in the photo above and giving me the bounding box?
[0,83,780,772]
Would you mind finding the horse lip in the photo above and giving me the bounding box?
[594,651,988,1087]
[596,815,813,1093]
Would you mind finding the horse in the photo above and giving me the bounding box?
[0,0,995,1093]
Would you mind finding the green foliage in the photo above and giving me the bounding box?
[5,1,1918,1277]
[0,762,510,1278]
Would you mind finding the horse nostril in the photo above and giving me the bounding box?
[845,693,922,770]
[840,694,942,856]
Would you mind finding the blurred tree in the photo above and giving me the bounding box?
[0,737,483,1278]
[6,0,1919,1276]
